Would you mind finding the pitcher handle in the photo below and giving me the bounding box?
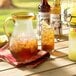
[3,17,14,40]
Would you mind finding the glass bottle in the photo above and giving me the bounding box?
[68,1,76,61]
[37,0,51,36]
[51,0,62,37]
[68,22,76,61]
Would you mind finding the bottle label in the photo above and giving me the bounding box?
[38,12,50,25]
[37,12,50,36]
[51,14,62,35]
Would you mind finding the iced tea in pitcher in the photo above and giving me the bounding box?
[4,12,38,62]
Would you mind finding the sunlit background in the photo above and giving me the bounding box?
[0,0,76,34]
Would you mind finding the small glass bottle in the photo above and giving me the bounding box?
[68,22,76,61]
[51,0,62,37]
[37,0,51,36]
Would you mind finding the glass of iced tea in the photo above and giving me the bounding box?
[41,21,54,53]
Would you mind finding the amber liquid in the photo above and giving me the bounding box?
[9,39,38,62]
[51,0,61,14]
[41,21,54,52]
[41,28,54,52]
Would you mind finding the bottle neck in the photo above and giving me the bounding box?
[38,0,50,12]
[53,0,60,6]
[41,0,48,5]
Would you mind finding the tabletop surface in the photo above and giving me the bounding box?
[0,28,76,76]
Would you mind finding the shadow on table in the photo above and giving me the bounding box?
[18,53,74,76]
[55,34,68,42]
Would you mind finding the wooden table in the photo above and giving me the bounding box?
[0,30,76,76]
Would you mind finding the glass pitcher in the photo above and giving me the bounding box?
[3,12,38,62]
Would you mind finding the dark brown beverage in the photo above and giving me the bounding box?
[38,0,50,12]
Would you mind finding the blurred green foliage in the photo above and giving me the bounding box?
[0,0,53,34]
